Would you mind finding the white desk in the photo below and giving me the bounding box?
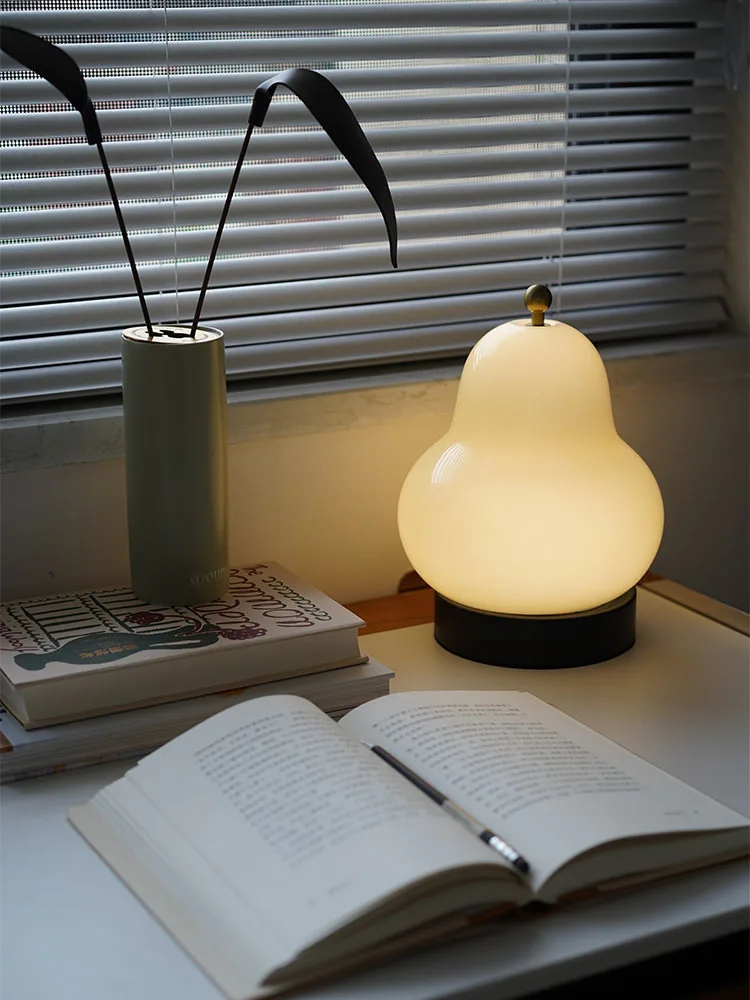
[1,588,748,1000]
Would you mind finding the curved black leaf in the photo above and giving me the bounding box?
[192,67,399,333]
[0,24,101,144]
[250,68,397,269]
[1,24,152,329]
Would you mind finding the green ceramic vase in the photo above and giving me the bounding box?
[122,325,229,606]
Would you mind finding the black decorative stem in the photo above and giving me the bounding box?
[95,145,153,333]
[190,124,255,337]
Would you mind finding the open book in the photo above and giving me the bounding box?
[69,690,749,1000]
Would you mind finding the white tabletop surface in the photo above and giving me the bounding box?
[1,588,748,1000]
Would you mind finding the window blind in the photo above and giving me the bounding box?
[0,1,729,404]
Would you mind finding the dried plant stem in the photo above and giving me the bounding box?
[190,124,255,337]
[96,144,153,333]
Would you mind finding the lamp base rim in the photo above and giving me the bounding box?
[433,589,637,668]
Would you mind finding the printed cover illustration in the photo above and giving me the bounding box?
[0,563,358,685]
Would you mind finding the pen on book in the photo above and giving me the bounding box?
[362,741,530,877]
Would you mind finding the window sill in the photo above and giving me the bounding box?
[1,330,747,475]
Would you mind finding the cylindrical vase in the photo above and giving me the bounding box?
[122,324,229,606]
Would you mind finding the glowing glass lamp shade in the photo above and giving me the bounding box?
[398,286,664,667]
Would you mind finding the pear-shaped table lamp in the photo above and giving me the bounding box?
[398,285,664,667]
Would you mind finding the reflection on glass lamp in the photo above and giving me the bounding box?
[397,285,664,668]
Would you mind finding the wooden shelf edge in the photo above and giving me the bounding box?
[348,572,748,639]
[347,588,434,636]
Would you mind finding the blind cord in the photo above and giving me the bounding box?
[555,1,572,319]
[163,0,180,323]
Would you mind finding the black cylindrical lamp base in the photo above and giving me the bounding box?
[434,588,637,668]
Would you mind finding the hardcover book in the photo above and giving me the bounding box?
[69,689,749,1000]
[0,563,365,728]
[0,658,393,784]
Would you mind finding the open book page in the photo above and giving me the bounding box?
[340,691,750,900]
[74,695,524,981]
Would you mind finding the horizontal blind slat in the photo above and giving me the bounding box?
[1,195,722,272]
[2,248,724,340]
[1,86,728,141]
[0,28,716,75]
[1,59,726,104]
[0,298,726,404]
[222,275,726,347]
[1,140,725,208]
[222,300,726,373]
[1,222,724,307]
[8,2,724,32]
[1,275,725,370]
[1,113,725,173]
[3,169,724,241]
[40,29,721,68]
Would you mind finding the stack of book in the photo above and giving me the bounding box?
[0,562,391,782]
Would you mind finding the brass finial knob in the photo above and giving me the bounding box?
[524,284,553,326]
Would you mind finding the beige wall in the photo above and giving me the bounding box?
[2,342,747,611]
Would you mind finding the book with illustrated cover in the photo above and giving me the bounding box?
[0,658,393,783]
[0,563,365,728]
[69,689,749,1000]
